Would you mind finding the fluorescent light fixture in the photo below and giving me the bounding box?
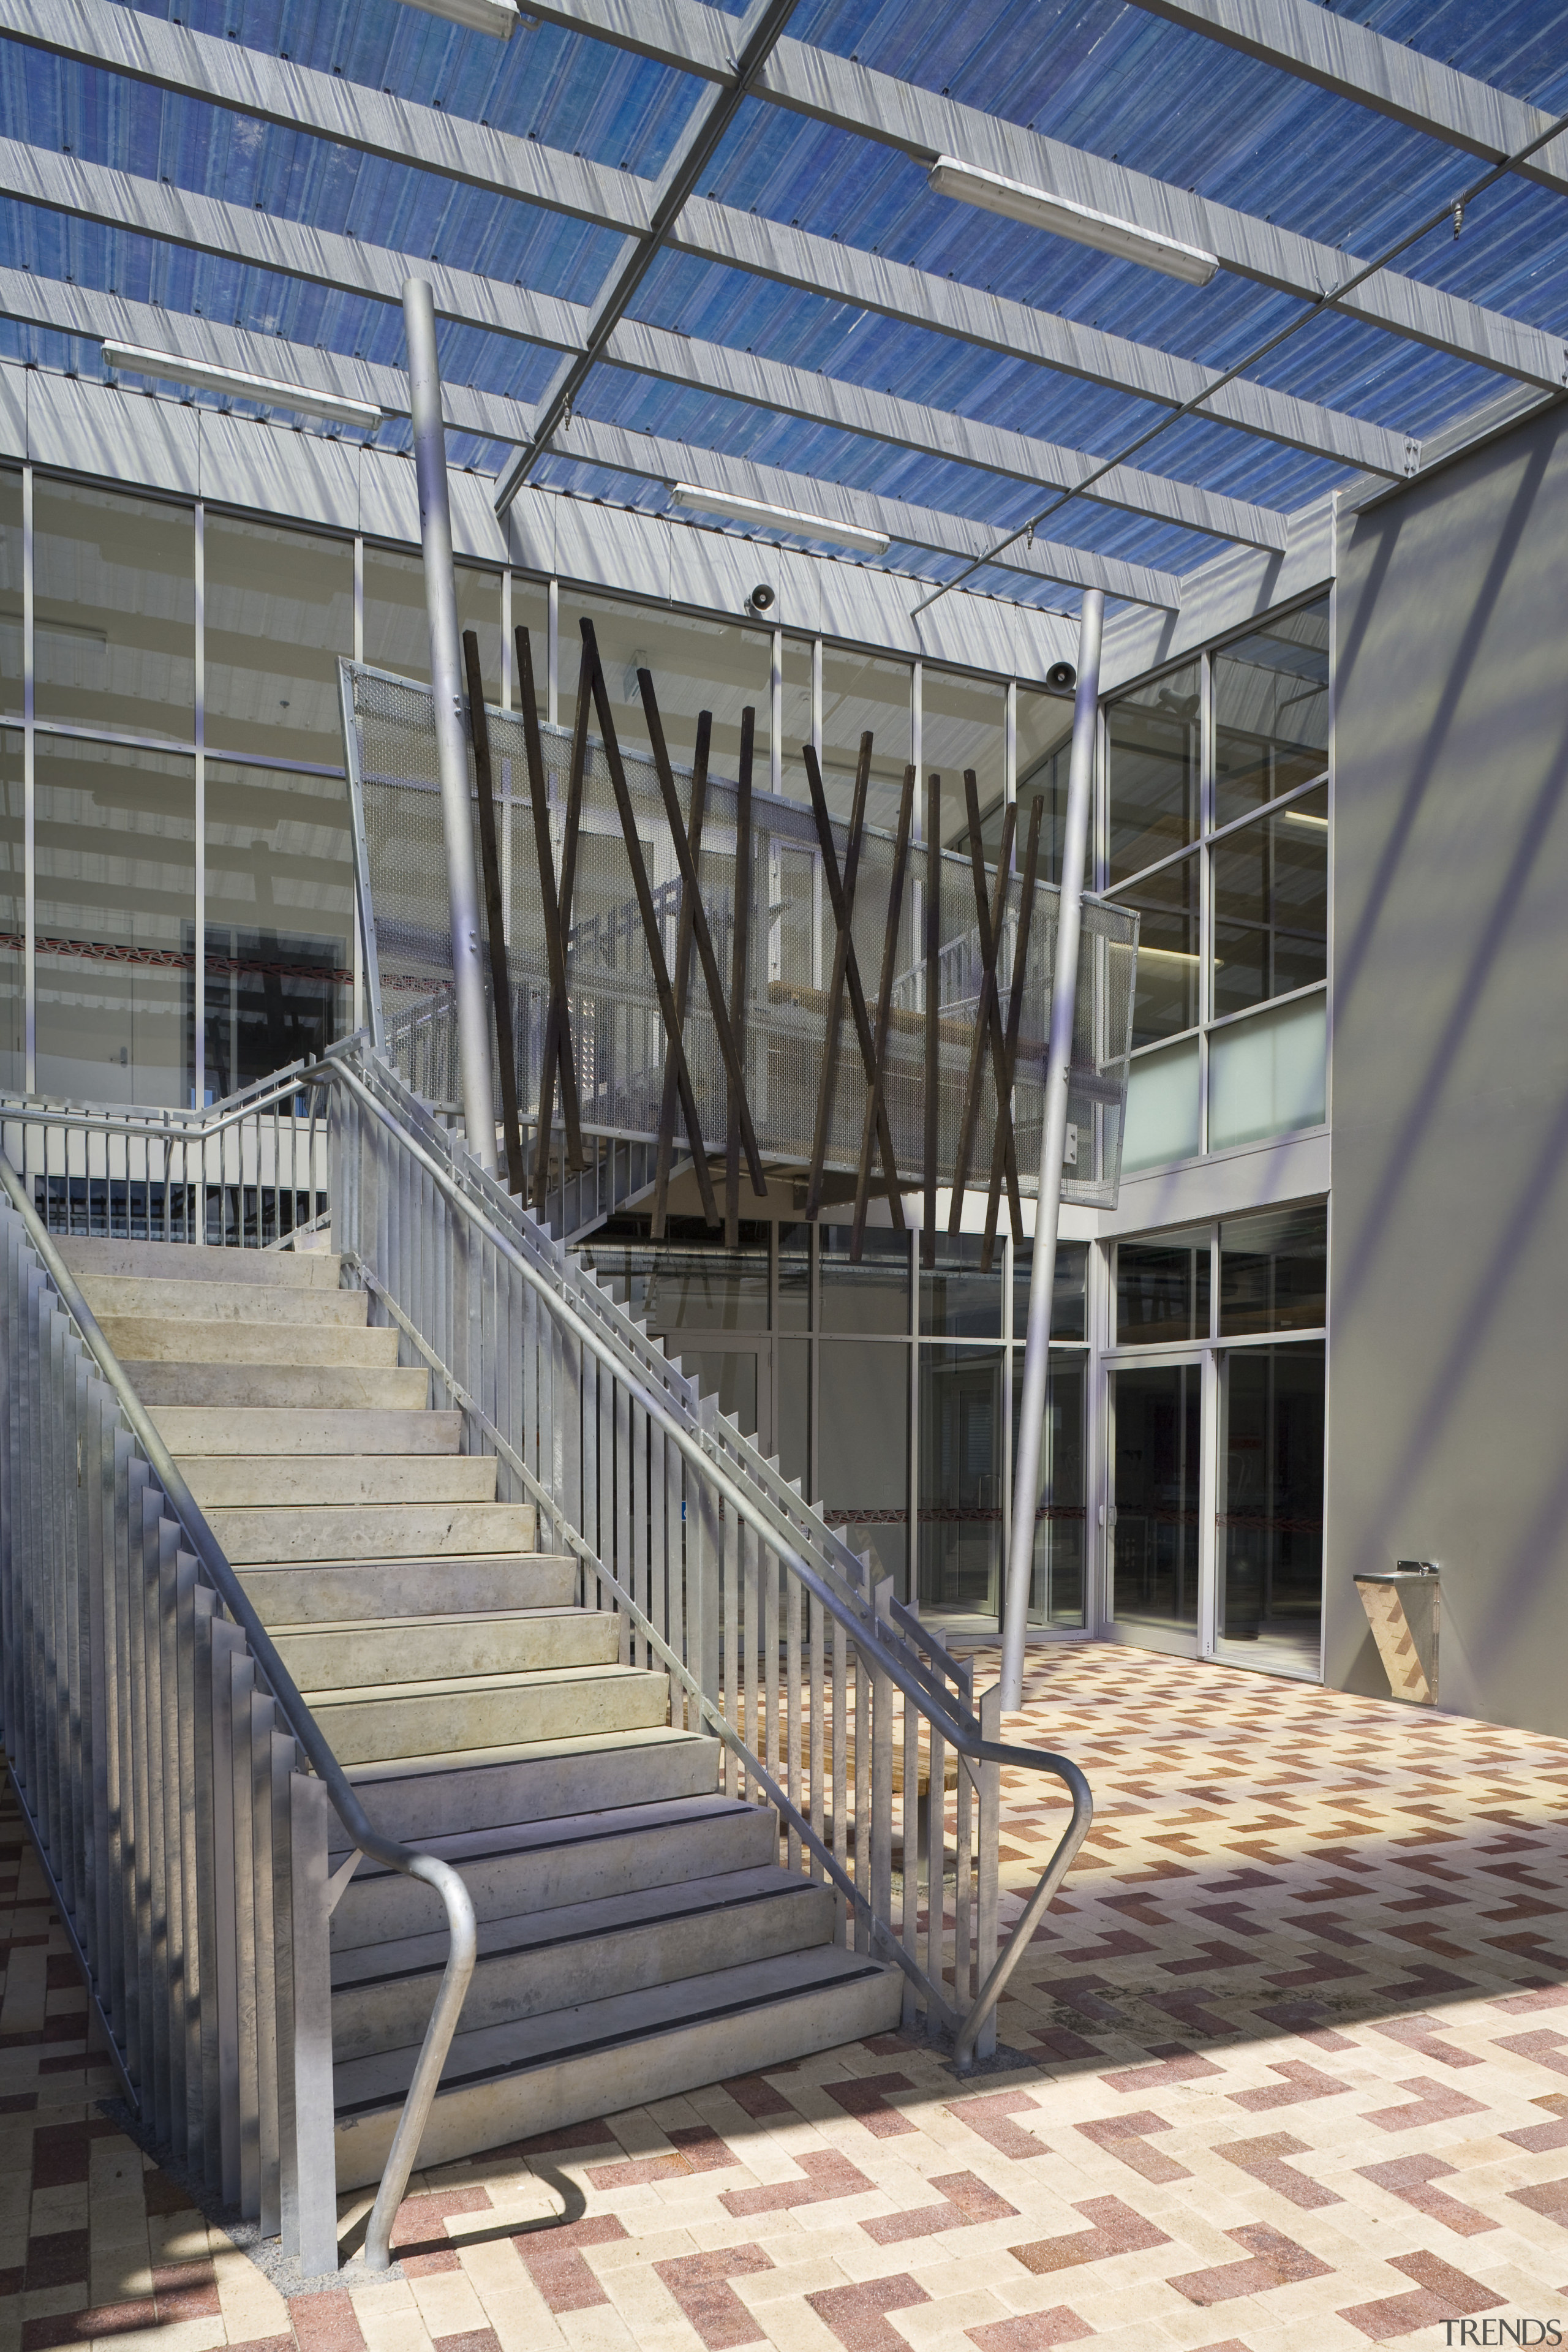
[927,156,1219,287]
[1283,807,1329,827]
[671,481,890,555]
[101,341,383,429]
[397,0,516,36]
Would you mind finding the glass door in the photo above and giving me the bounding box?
[1106,1359,1204,1651]
[1215,1342,1324,1672]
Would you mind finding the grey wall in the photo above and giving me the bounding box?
[1329,398,1568,1735]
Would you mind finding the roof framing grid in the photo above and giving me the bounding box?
[526,0,1568,392]
[1128,0,1568,200]
[0,0,1415,484]
[0,263,1182,605]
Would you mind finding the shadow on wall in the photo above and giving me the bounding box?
[1328,415,1568,1733]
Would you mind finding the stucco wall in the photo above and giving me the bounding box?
[1329,399,1568,1733]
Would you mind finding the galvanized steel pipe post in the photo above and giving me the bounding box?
[1000,589,1104,1711]
[403,276,498,1174]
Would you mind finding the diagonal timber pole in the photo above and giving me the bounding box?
[403,276,497,1175]
[1000,589,1104,1711]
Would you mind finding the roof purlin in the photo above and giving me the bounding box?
[0,262,1178,604]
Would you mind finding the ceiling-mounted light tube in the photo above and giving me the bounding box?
[671,481,890,555]
[928,156,1219,287]
[101,341,384,429]
[396,0,516,36]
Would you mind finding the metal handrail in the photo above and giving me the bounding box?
[0,1147,475,2273]
[325,1039,1093,2067]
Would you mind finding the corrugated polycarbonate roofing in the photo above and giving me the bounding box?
[2,0,1567,617]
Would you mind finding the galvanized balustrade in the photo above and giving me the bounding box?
[0,1031,1093,2280]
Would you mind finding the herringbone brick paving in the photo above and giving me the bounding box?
[6,1643,1568,2349]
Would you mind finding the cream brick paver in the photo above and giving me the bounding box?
[9,1645,1568,2347]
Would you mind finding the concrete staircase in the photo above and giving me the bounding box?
[62,1238,902,2197]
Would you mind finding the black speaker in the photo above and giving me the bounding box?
[1046,660,1077,693]
[748,583,776,613]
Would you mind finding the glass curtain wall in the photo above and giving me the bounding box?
[576,1217,1090,1629]
[1105,599,1330,1172]
[1107,1204,1327,1675]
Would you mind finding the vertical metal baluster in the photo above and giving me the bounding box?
[251,1689,281,2237]
[230,1650,260,2220]
[831,1613,847,1943]
[597,1332,615,1616]
[174,1547,204,2166]
[927,1662,948,2036]
[954,1660,974,2017]
[870,1580,894,1971]
[902,1627,920,2026]
[289,1768,339,2279]
[614,1374,632,1669]
[647,1409,667,1678]
[155,1518,189,2158]
[111,1428,139,2089]
[809,1591,825,1884]
[763,1537,779,1841]
[976,1683,1001,2061]
[270,1730,298,2259]
[665,1408,684,1724]
[209,1616,244,2210]
[741,1523,760,1803]
[853,1629,871,1956]
[722,1476,739,1801]
[134,1480,170,2141]
[785,1566,801,1873]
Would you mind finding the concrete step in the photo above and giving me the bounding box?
[239,1555,574,1627]
[78,1274,367,1327]
[127,1364,429,1409]
[305,1660,669,1766]
[149,1407,461,1457]
[183,1455,497,1509]
[331,1866,834,2060]
[332,1945,903,2191]
[97,1316,399,1366]
[272,1606,618,1691]
[331,1792,777,1948]
[58,1237,340,1289]
[207,1500,537,1566]
[336,1726,720,1848]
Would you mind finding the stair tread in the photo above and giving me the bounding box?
[306,1660,657,1703]
[149,1407,462,1455]
[333,1863,815,1991]
[271,1605,601,1637]
[249,1552,562,1574]
[333,1945,895,2117]
[340,1791,766,1877]
[336,1723,710,1793]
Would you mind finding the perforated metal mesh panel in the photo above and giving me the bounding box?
[345,661,1137,1208]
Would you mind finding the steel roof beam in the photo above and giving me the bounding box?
[602,318,1289,549]
[495,0,800,511]
[546,415,1185,605]
[1128,0,1568,198]
[0,263,543,445]
[0,140,1283,549]
[0,136,589,355]
[671,200,1411,475]
[0,263,1168,601]
[0,0,1412,477]
[529,0,1567,392]
[0,262,1180,602]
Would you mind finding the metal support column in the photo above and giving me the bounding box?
[999,590,1104,1710]
[403,276,497,1174]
